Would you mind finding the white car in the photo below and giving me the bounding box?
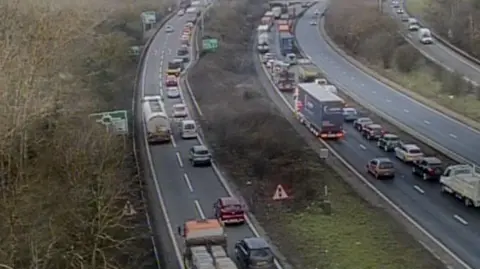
[394,143,424,163]
[166,87,180,98]
[177,9,185,16]
[172,104,188,118]
[165,25,174,33]
[396,8,404,14]
[310,20,317,25]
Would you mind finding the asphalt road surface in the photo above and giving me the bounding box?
[139,5,279,269]
[388,0,480,85]
[296,4,480,166]
[285,3,480,268]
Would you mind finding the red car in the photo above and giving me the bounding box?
[165,75,177,87]
[213,197,245,225]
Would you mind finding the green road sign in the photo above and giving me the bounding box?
[89,110,128,135]
[202,38,218,52]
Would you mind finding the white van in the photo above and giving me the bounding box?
[181,120,197,139]
[418,28,433,44]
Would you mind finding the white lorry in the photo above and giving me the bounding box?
[142,95,171,143]
[272,6,282,19]
[407,18,420,31]
[440,164,480,207]
[418,28,433,44]
[257,32,269,53]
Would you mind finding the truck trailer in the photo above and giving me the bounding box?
[257,32,269,53]
[294,83,345,139]
[440,164,480,207]
[279,32,294,55]
[142,96,171,143]
[179,219,237,269]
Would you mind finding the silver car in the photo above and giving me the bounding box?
[189,145,212,166]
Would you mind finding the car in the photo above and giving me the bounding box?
[213,197,245,225]
[189,145,212,166]
[165,75,177,87]
[314,9,320,15]
[165,25,174,33]
[362,123,384,140]
[392,2,400,8]
[366,157,395,179]
[235,237,275,269]
[177,46,189,58]
[412,157,444,180]
[262,52,275,64]
[166,87,180,98]
[353,117,373,131]
[396,8,404,14]
[377,133,400,152]
[310,20,317,25]
[172,103,188,118]
[400,14,409,22]
[394,143,424,163]
[177,9,185,16]
[185,22,194,28]
[342,107,358,122]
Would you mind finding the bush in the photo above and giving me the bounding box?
[395,44,421,73]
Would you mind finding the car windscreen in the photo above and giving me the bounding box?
[174,106,185,111]
[177,49,188,56]
[223,204,242,212]
[379,162,393,169]
[409,149,421,154]
[195,150,209,155]
[168,62,181,69]
[184,123,195,130]
[386,137,398,141]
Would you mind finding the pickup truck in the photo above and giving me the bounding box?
[440,164,480,207]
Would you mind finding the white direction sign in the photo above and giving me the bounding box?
[272,184,289,200]
[89,110,128,135]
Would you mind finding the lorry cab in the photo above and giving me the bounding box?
[285,53,296,65]
[181,120,197,139]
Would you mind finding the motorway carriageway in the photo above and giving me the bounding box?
[388,0,480,85]
[296,4,480,167]
[139,4,283,269]
[264,3,480,268]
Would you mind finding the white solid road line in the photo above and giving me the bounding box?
[194,200,206,219]
[359,144,367,150]
[453,214,469,226]
[183,173,194,192]
[413,185,425,194]
[449,133,458,139]
[424,120,431,125]
[171,135,177,147]
[176,152,184,167]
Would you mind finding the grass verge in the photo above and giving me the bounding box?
[324,0,480,124]
[187,0,445,268]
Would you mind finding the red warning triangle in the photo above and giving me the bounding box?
[272,184,289,200]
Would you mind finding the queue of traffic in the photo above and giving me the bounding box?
[144,3,280,269]
[256,4,480,209]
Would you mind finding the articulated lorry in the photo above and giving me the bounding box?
[279,32,294,55]
[142,96,171,143]
[294,83,345,139]
[273,61,295,91]
[440,164,480,207]
[257,32,269,53]
[179,219,238,269]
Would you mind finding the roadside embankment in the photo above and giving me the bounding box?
[186,0,445,268]
[324,0,480,125]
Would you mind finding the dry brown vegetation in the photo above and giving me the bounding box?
[187,0,443,268]
[325,0,480,122]
[0,0,171,268]
[410,0,480,58]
